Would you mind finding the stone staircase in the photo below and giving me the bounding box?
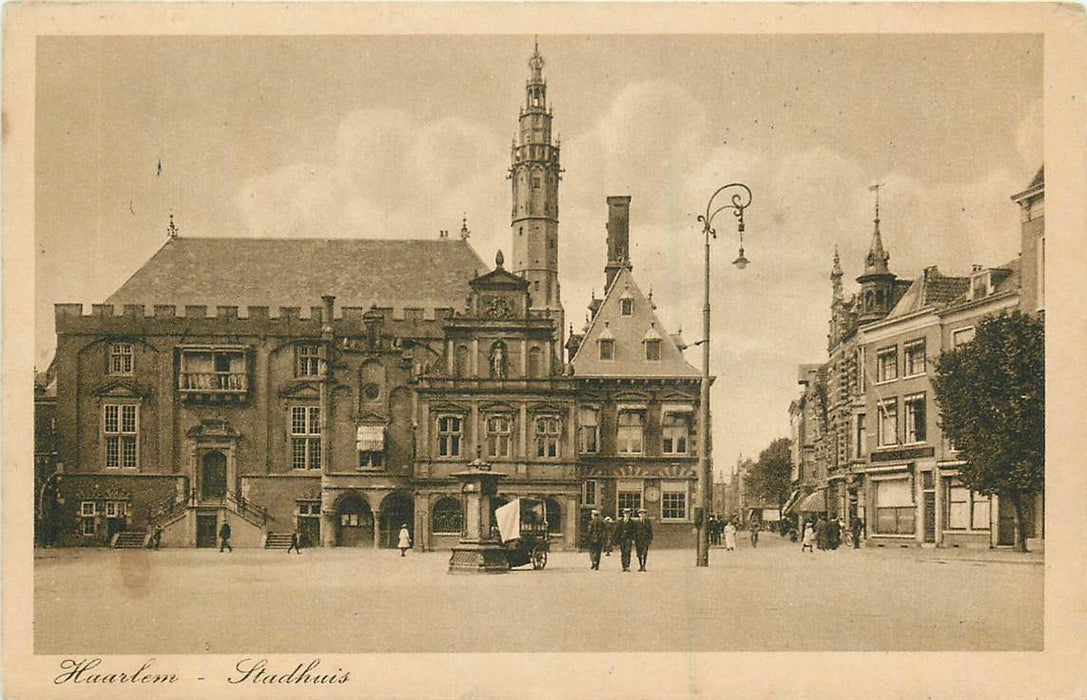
[112,531,148,549]
[264,532,293,550]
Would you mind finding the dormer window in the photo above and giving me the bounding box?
[645,339,661,361]
[970,271,991,299]
[620,298,634,316]
[599,339,614,361]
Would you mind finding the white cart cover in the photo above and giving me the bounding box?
[495,499,521,543]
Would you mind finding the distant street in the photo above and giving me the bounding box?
[35,534,1042,654]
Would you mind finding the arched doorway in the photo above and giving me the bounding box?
[379,491,414,549]
[335,492,374,547]
[201,451,227,498]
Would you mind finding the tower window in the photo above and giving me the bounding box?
[533,175,541,189]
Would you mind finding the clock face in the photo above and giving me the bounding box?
[644,486,661,503]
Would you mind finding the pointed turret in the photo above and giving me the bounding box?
[855,185,898,325]
[830,246,843,303]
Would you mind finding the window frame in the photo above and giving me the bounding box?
[903,393,927,444]
[661,412,690,455]
[578,407,600,455]
[598,338,615,361]
[436,414,464,459]
[290,405,321,470]
[855,412,867,457]
[660,481,689,521]
[616,410,645,455]
[620,298,634,316]
[582,479,599,507]
[295,344,322,378]
[108,342,134,375]
[952,326,975,349]
[875,346,898,383]
[431,496,464,535]
[942,477,991,532]
[873,477,915,536]
[903,339,927,377]
[485,413,513,460]
[876,398,898,447]
[103,402,139,469]
[644,338,661,362]
[534,415,562,460]
[616,480,644,517]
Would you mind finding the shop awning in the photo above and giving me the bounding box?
[795,489,827,513]
[781,490,802,514]
[356,425,385,452]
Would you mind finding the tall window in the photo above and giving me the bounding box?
[108,343,133,375]
[904,393,927,444]
[661,481,689,520]
[578,407,599,454]
[296,344,321,377]
[81,501,97,535]
[644,339,661,361]
[856,348,866,393]
[876,346,898,382]
[535,416,561,459]
[877,399,898,446]
[599,339,615,361]
[486,415,512,459]
[357,425,385,470]
[436,415,463,458]
[620,298,634,316]
[582,479,599,507]
[431,497,463,535]
[855,412,867,457]
[104,403,138,468]
[617,411,644,454]
[290,406,321,470]
[661,413,689,455]
[903,339,926,377]
[952,327,975,348]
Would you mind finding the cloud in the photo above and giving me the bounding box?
[232,79,1038,476]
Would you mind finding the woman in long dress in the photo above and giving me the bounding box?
[723,520,737,551]
[397,524,412,557]
[801,519,816,552]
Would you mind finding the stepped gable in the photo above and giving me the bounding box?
[571,267,698,378]
[106,237,487,311]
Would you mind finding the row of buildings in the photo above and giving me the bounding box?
[787,170,1045,549]
[34,45,706,550]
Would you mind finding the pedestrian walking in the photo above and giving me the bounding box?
[828,517,841,550]
[815,515,828,551]
[603,516,615,556]
[397,523,412,556]
[152,524,163,550]
[851,515,864,549]
[723,519,737,551]
[801,519,815,552]
[749,518,761,549]
[218,520,232,553]
[586,509,606,570]
[286,529,302,555]
[613,509,636,572]
[634,508,653,572]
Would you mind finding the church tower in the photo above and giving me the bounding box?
[855,187,898,325]
[510,40,563,343]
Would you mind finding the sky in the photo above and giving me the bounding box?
[35,35,1042,480]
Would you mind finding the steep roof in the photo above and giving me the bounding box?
[106,237,487,312]
[885,267,969,319]
[571,267,698,378]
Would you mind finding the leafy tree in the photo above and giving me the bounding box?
[745,437,793,512]
[933,311,1044,552]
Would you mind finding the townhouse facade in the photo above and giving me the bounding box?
[788,169,1044,549]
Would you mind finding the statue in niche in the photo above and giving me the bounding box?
[489,341,508,379]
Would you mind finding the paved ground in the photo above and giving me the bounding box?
[34,534,1043,654]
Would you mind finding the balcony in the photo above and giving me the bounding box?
[179,372,248,393]
[177,346,250,403]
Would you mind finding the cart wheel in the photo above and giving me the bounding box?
[531,547,548,570]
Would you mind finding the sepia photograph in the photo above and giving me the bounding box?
[5,3,1086,698]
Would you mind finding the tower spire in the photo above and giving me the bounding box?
[831,245,843,302]
[864,183,889,276]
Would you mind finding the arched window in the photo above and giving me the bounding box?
[431,497,463,535]
[528,346,544,378]
[545,498,562,533]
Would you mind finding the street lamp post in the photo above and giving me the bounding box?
[695,183,752,567]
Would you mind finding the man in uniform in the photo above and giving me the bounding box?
[586,509,606,570]
[614,509,636,572]
[634,508,654,572]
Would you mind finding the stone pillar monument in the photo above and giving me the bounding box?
[448,452,509,574]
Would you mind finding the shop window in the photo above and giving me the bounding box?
[874,478,914,535]
[943,478,991,531]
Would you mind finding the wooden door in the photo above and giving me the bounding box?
[196,514,218,548]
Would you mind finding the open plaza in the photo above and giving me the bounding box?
[35,534,1042,655]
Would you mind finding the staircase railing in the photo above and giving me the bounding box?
[226,493,268,528]
[148,493,189,529]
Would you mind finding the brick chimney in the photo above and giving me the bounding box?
[604,196,633,291]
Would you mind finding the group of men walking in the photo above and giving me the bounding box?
[585,508,653,572]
